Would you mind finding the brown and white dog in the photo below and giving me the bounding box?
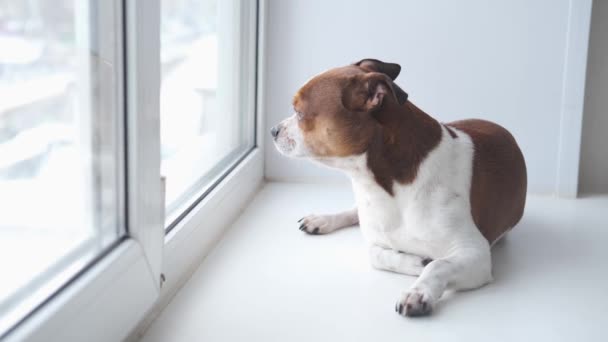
[271,59,527,317]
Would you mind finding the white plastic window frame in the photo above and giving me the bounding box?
[3,0,265,341]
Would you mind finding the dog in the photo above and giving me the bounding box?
[270,59,527,317]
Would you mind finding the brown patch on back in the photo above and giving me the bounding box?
[448,119,527,244]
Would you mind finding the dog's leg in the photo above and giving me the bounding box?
[298,208,358,235]
[369,245,428,276]
[395,244,493,317]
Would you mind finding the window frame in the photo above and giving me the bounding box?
[136,1,265,335]
[3,0,266,340]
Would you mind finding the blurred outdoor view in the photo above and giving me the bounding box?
[0,0,120,331]
[161,0,252,221]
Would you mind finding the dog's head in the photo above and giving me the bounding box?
[271,59,408,161]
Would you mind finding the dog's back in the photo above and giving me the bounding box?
[449,119,527,244]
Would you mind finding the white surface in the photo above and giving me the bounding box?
[580,0,608,194]
[263,0,591,195]
[140,183,608,342]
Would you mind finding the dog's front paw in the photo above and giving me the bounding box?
[395,288,434,317]
[297,215,333,235]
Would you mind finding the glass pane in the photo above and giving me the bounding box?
[161,0,256,224]
[0,0,123,333]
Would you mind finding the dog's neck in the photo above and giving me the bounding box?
[311,100,442,196]
[343,100,442,195]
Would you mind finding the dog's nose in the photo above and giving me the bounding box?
[270,125,281,138]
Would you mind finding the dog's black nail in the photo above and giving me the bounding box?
[299,224,306,231]
[312,227,319,234]
[398,303,403,315]
[421,258,433,266]
[297,218,304,223]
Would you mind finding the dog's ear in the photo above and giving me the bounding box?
[342,72,407,112]
[354,58,401,80]
[353,59,408,106]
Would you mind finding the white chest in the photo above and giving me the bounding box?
[351,177,439,256]
[346,127,485,258]
[351,179,400,246]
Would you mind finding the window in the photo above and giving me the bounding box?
[0,0,124,334]
[160,0,257,228]
[0,0,261,340]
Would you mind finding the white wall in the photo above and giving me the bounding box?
[579,0,608,194]
[263,0,590,195]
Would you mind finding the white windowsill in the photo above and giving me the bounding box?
[138,182,608,342]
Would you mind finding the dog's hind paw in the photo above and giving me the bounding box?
[395,288,434,317]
